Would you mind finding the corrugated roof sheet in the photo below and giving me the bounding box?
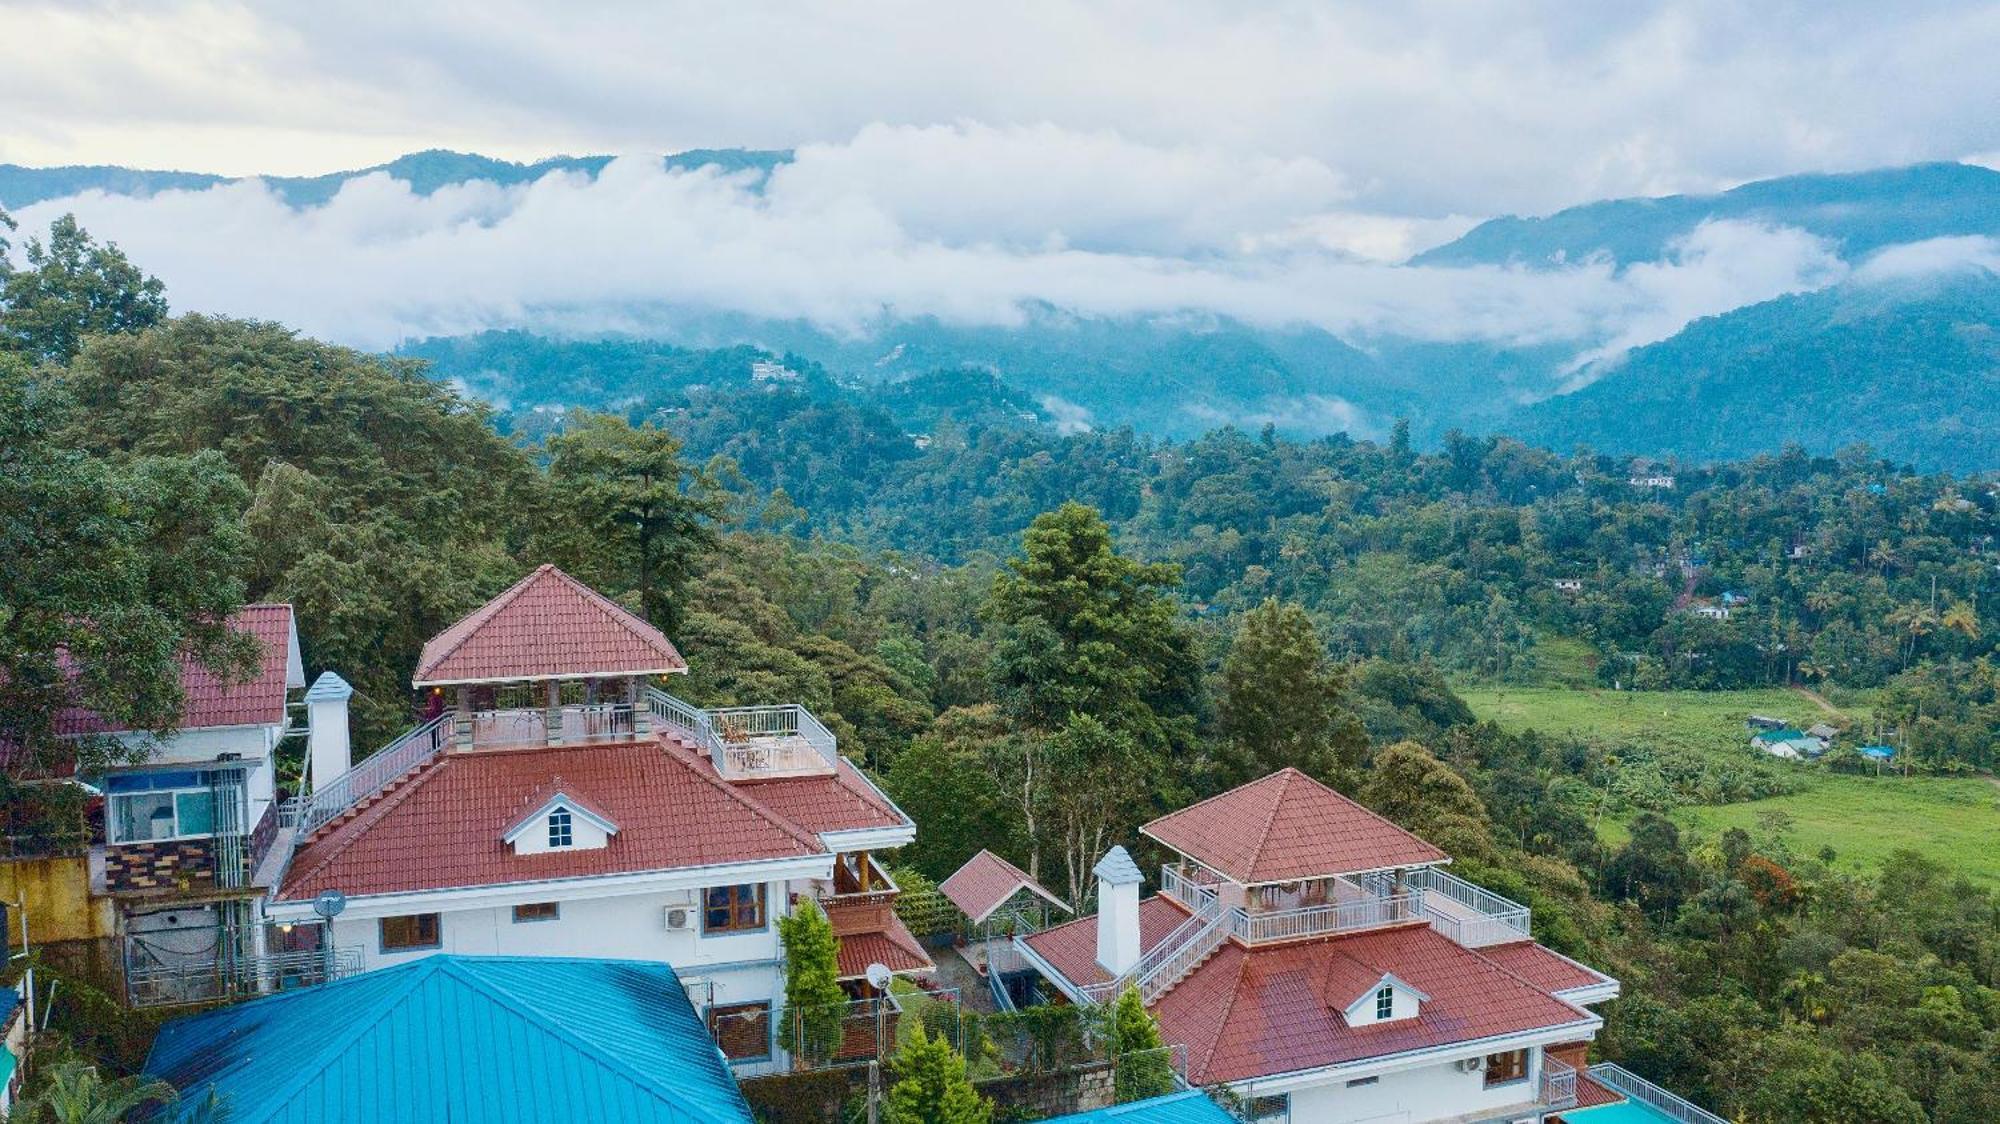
[143,955,752,1124]
[1039,1090,1236,1124]
[1140,768,1446,883]
[413,565,687,685]
[939,849,1069,925]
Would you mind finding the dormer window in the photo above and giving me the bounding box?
[503,785,618,855]
[1332,968,1428,1027]
[1374,985,1395,1021]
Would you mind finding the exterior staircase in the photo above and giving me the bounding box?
[1136,906,1233,1003]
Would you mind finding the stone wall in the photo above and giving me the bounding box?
[976,1060,1118,1119]
[104,839,217,895]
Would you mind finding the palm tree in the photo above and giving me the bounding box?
[25,1058,177,1124]
[1941,600,1980,643]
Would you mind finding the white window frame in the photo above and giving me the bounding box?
[1374,985,1395,1021]
[547,807,574,849]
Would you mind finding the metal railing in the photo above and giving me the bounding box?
[1589,1063,1731,1124]
[1232,891,1424,944]
[126,945,363,1009]
[649,688,839,778]
[1159,865,1220,914]
[285,714,453,835]
[1137,904,1231,1003]
[1408,867,1531,948]
[1542,1055,1578,1110]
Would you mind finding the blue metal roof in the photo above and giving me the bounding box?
[143,955,751,1124]
[1040,1091,1236,1124]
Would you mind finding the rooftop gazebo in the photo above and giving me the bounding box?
[412,565,686,751]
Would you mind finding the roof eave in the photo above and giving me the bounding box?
[413,665,688,688]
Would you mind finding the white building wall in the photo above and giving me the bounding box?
[326,877,797,985]
[1270,1048,1545,1124]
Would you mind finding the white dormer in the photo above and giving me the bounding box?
[504,788,619,856]
[1334,971,1429,1027]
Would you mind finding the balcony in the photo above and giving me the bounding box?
[1587,1063,1730,1124]
[1542,1055,1578,1111]
[649,689,839,781]
[1408,867,1532,948]
[464,700,637,749]
[126,944,363,1009]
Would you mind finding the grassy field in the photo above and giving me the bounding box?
[1459,685,2000,887]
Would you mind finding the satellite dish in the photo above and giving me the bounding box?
[313,889,348,920]
[865,962,893,990]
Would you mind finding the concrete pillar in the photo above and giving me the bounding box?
[306,672,354,794]
[1094,846,1144,978]
[630,675,653,737]
[455,686,474,750]
[545,680,565,746]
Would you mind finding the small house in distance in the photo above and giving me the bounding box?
[1552,578,1584,594]
[1752,727,1825,760]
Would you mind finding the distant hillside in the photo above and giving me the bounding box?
[1417,163,2000,268]
[0,147,790,209]
[1511,272,2000,472]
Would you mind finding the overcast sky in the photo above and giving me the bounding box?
[2,1,1996,361]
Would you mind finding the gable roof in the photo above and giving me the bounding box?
[1039,1090,1235,1124]
[1149,922,1596,1085]
[1141,768,1447,884]
[940,849,1070,925]
[501,782,621,844]
[413,565,687,686]
[55,604,302,736]
[143,955,751,1124]
[276,737,825,901]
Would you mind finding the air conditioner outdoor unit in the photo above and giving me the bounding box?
[664,906,695,931]
[1454,1056,1485,1073]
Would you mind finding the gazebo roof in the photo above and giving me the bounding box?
[413,565,687,686]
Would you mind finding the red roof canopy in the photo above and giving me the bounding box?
[941,849,1070,925]
[1141,768,1446,884]
[413,565,687,686]
[56,603,301,736]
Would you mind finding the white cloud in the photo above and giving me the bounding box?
[1853,235,2000,283]
[7,131,1868,368]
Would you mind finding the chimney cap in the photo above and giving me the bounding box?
[305,671,354,703]
[1093,846,1144,886]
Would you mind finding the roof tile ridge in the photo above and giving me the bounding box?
[1141,769,1291,834]
[1242,769,1297,880]
[1182,948,1250,1084]
[441,958,741,1124]
[281,755,453,896]
[419,566,548,676]
[246,960,443,1124]
[654,734,825,853]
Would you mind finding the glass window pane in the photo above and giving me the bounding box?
[113,793,175,842]
[175,790,216,837]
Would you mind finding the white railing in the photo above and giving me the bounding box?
[126,945,363,1008]
[1079,890,1226,1004]
[1232,891,1424,944]
[1542,1055,1578,1110]
[1589,1063,1730,1124]
[1137,904,1232,1003]
[1159,865,1220,914]
[1408,867,1531,948]
[286,714,453,835]
[648,688,721,750]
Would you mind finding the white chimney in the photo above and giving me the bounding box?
[306,672,354,795]
[1094,845,1144,978]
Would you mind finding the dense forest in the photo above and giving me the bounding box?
[5,210,2000,1122]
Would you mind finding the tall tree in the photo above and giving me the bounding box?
[777,899,848,1066]
[542,413,723,631]
[0,360,253,780]
[0,214,166,363]
[1216,598,1367,789]
[885,1026,993,1124]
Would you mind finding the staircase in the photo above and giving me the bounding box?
[297,757,441,842]
[1136,906,1233,1003]
[283,713,453,839]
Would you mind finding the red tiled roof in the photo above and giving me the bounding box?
[1568,1072,1625,1110]
[277,738,823,901]
[728,758,909,837]
[940,850,1070,925]
[56,604,299,735]
[835,914,935,979]
[413,566,687,686]
[1473,940,1615,996]
[1022,895,1193,987]
[1141,768,1447,883]
[1152,922,1595,1085]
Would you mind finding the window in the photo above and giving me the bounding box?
[1245,1094,1290,1123]
[1374,985,1395,1020]
[380,913,441,952]
[547,807,573,849]
[703,884,767,934]
[1345,1076,1379,1088]
[512,902,559,923]
[708,1001,772,1061]
[1484,1048,1529,1087]
[105,773,221,843]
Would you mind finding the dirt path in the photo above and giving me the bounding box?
[1791,684,1841,718]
